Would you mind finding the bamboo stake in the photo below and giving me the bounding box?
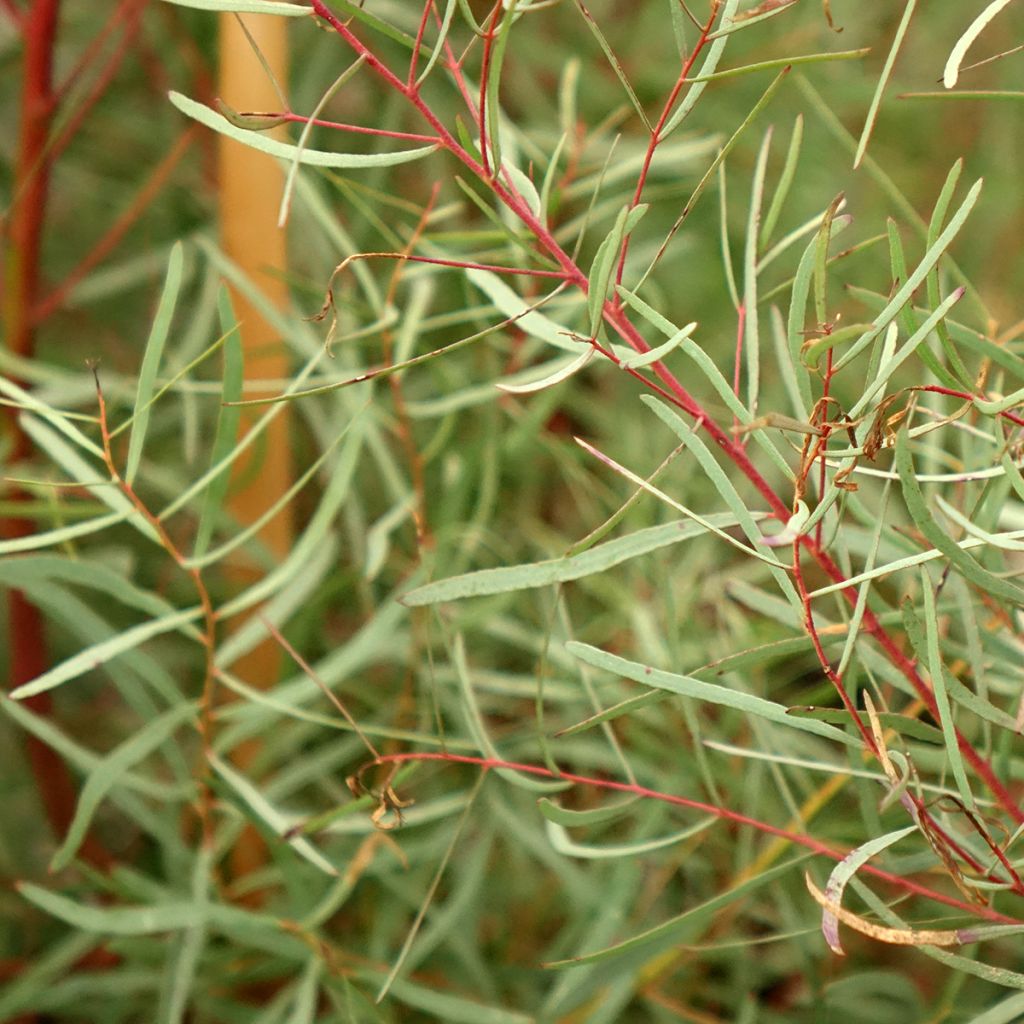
[217,11,293,887]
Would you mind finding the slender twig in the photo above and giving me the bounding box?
[612,0,720,295]
[92,369,219,850]
[366,751,1022,925]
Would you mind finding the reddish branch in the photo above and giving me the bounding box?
[1,0,98,862]
[613,0,720,293]
[305,0,1024,833]
[368,752,1022,926]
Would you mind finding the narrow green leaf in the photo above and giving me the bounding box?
[466,271,579,352]
[566,643,856,747]
[545,856,805,968]
[537,796,638,828]
[588,204,648,335]
[709,0,798,40]
[924,160,973,384]
[719,159,741,310]
[761,114,802,246]
[848,286,965,419]
[496,346,595,394]
[402,514,752,605]
[193,289,243,558]
[0,511,127,555]
[169,92,438,168]
[416,0,457,86]
[211,754,338,876]
[788,707,942,744]
[684,48,870,84]
[572,0,651,130]
[376,774,485,1001]
[647,68,789,279]
[743,128,772,414]
[452,634,569,793]
[640,395,801,606]
[279,59,365,228]
[662,0,740,138]
[287,959,322,1023]
[219,424,365,620]
[19,416,157,543]
[966,991,1024,1024]
[853,0,917,168]
[920,568,975,809]
[10,607,203,700]
[544,816,714,860]
[187,421,353,570]
[125,243,183,484]
[18,883,203,934]
[618,322,696,370]
[832,177,982,372]
[385,977,534,1024]
[0,375,102,458]
[159,849,212,1024]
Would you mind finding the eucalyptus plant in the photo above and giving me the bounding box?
[5,0,1024,1020]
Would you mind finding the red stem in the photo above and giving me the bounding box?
[407,0,434,89]
[476,2,501,179]
[275,112,439,144]
[371,752,1021,925]
[2,0,109,865]
[613,1,719,296]
[919,384,1024,428]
